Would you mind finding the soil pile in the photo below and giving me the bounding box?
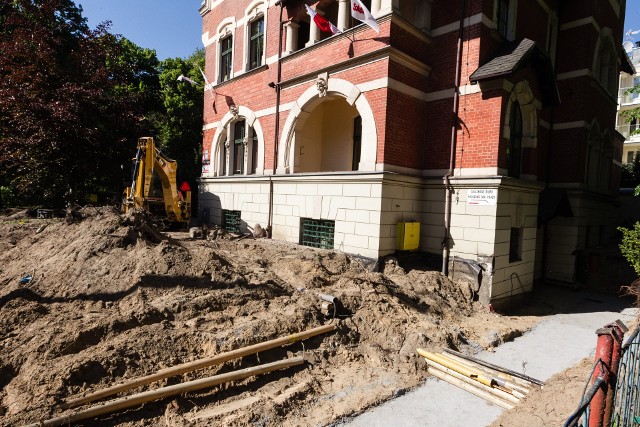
[0,207,535,426]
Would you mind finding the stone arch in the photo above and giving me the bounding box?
[209,106,265,177]
[592,28,618,95]
[277,77,378,174]
[503,80,538,148]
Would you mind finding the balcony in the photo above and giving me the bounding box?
[617,123,640,140]
[619,86,640,105]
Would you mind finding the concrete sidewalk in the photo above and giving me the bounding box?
[337,290,638,427]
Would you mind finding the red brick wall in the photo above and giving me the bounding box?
[200,0,624,186]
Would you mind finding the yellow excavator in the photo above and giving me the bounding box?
[122,137,191,225]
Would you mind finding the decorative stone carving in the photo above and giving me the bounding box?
[316,77,327,97]
[229,104,239,118]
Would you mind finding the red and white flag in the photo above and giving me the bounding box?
[305,4,340,35]
[350,0,380,33]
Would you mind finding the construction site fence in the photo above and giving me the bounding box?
[564,321,639,427]
[610,324,640,427]
[563,361,607,427]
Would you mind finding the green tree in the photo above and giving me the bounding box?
[151,49,205,194]
[0,0,160,207]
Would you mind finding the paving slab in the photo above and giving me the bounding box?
[336,290,638,427]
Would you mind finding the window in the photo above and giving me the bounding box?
[627,151,635,164]
[596,38,617,95]
[352,116,362,171]
[296,21,310,51]
[507,101,523,178]
[497,0,510,38]
[249,17,264,70]
[222,209,242,233]
[233,120,245,175]
[220,35,233,82]
[631,117,639,134]
[300,218,335,250]
[251,131,258,174]
[395,0,430,31]
[509,228,522,262]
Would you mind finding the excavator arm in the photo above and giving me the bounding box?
[122,137,191,224]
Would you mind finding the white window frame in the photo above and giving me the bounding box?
[216,18,236,84]
[593,29,618,97]
[243,1,267,72]
[494,0,517,41]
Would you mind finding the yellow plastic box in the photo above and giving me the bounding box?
[397,222,420,251]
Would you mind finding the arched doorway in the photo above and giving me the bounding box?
[278,77,377,174]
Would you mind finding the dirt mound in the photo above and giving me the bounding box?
[0,208,530,426]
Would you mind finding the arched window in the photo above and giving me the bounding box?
[244,1,266,71]
[508,101,523,178]
[233,120,245,175]
[595,32,618,96]
[220,35,233,82]
[213,112,263,177]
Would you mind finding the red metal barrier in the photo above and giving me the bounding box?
[588,328,613,427]
[603,321,627,426]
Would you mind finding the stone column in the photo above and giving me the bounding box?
[284,21,299,54]
[379,0,393,15]
[371,0,382,15]
[306,9,324,46]
[338,0,350,31]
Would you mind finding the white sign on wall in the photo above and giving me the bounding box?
[467,189,497,205]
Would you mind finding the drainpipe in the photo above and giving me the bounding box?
[442,0,466,276]
[267,0,287,238]
[541,107,554,281]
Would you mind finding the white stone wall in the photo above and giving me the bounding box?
[199,174,544,304]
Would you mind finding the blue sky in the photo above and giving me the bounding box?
[74,0,640,60]
[73,0,202,60]
[626,0,640,41]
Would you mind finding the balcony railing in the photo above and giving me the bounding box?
[617,123,640,140]
[619,86,640,105]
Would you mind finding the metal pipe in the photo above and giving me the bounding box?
[417,349,493,387]
[564,376,606,427]
[588,329,614,427]
[603,323,626,425]
[443,348,544,386]
[424,359,517,408]
[63,324,335,409]
[27,357,304,427]
[267,0,287,237]
[442,0,466,275]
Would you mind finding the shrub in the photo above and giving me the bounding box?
[619,222,640,276]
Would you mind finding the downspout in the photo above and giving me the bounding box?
[268,0,286,238]
[541,106,554,281]
[442,0,467,275]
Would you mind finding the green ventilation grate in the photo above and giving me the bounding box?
[300,218,335,249]
[222,209,242,233]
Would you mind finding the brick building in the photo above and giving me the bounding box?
[198,0,629,307]
[618,40,640,166]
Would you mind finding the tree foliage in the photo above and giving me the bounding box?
[0,0,204,209]
[151,49,205,190]
[0,0,159,207]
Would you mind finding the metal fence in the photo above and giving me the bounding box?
[299,218,335,249]
[564,322,635,427]
[611,324,640,427]
[564,361,608,427]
